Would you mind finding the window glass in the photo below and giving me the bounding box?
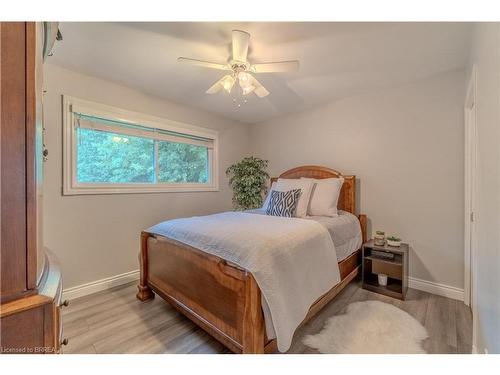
[158,141,208,183]
[76,128,154,183]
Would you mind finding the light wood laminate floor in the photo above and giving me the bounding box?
[62,280,472,354]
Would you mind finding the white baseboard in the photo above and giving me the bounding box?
[63,270,464,303]
[408,276,464,301]
[63,269,139,301]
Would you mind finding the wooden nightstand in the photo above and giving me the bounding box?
[362,239,409,300]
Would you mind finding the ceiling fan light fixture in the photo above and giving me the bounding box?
[238,71,250,83]
[238,71,256,96]
[222,75,235,93]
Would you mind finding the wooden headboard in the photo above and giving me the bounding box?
[270,165,356,214]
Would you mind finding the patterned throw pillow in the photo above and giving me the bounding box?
[266,189,302,217]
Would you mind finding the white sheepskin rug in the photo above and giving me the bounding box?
[303,300,428,354]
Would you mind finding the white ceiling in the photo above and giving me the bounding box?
[50,22,472,124]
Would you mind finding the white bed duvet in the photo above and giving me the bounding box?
[147,211,341,352]
[248,209,362,262]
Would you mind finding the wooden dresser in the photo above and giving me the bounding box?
[0,22,67,354]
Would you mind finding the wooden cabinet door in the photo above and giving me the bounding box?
[0,22,40,301]
[0,22,29,301]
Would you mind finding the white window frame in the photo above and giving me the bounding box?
[63,95,219,195]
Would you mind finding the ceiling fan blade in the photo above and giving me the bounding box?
[206,75,235,94]
[232,30,250,62]
[206,77,224,94]
[178,57,230,70]
[249,75,270,98]
[251,60,300,73]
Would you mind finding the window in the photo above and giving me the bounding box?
[63,96,218,195]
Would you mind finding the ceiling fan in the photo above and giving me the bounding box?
[178,30,299,101]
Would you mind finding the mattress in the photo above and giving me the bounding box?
[248,209,362,262]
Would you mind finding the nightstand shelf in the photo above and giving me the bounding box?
[362,240,409,300]
[364,255,403,266]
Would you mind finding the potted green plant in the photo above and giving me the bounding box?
[386,236,402,247]
[374,230,386,246]
[226,156,269,210]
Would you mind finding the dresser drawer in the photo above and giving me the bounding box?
[54,305,63,353]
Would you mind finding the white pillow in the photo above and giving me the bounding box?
[262,181,276,210]
[274,178,314,218]
[301,177,344,217]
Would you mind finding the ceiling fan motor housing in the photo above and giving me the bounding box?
[230,61,249,72]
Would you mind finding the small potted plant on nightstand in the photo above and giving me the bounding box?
[386,236,402,247]
[374,230,386,246]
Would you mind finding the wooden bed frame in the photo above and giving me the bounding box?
[136,165,367,353]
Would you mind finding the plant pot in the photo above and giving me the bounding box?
[374,231,385,246]
[387,239,401,247]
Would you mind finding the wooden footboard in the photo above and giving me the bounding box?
[137,214,366,354]
[137,231,263,353]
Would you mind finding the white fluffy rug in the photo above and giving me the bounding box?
[303,300,428,354]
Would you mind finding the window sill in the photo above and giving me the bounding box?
[62,184,220,196]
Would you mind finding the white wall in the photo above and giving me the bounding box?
[468,23,500,354]
[43,64,250,289]
[250,69,466,289]
[45,63,470,303]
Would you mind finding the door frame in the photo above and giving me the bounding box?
[464,65,477,312]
